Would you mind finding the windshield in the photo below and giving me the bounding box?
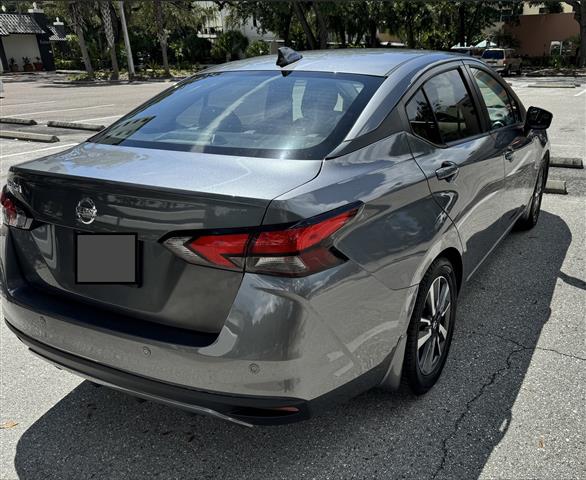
[482,50,505,60]
[92,71,383,160]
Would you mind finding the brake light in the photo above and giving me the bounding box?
[162,206,360,277]
[189,233,249,268]
[1,186,33,229]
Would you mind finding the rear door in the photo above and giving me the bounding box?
[402,63,508,279]
[466,64,539,223]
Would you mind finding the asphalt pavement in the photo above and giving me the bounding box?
[0,75,585,480]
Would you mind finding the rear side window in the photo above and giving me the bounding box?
[421,69,481,143]
[471,68,521,129]
[482,50,505,60]
[406,90,442,145]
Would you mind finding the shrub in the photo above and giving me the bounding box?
[54,59,81,70]
[245,40,270,58]
[211,30,249,62]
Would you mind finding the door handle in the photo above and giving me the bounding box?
[504,147,514,162]
[435,162,459,182]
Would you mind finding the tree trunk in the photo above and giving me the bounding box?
[117,0,135,80]
[458,4,466,46]
[293,1,318,49]
[282,5,292,46]
[338,26,347,48]
[466,4,482,50]
[577,1,586,67]
[77,28,94,75]
[580,21,586,67]
[69,2,93,75]
[368,20,378,47]
[100,0,119,80]
[153,0,170,76]
[564,1,584,65]
[313,2,328,49]
[407,21,415,49]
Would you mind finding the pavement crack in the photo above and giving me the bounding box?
[461,329,586,361]
[431,342,524,480]
[533,346,586,361]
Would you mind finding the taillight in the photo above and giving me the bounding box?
[1,186,33,230]
[162,206,360,277]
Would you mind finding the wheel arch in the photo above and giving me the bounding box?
[379,245,463,392]
[438,247,463,293]
[407,219,464,292]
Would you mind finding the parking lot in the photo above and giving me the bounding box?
[1,76,585,480]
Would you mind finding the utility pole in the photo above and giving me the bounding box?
[117,1,135,79]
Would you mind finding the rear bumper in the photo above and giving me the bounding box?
[5,317,398,426]
[2,228,417,424]
[5,320,308,426]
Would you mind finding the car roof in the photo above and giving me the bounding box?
[203,49,469,77]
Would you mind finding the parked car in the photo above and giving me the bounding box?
[1,48,552,426]
[450,46,483,58]
[482,48,522,75]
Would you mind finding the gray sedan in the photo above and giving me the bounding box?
[1,48,552,426]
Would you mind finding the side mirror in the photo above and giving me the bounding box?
[526,106,553,130]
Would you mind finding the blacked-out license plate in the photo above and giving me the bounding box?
[75,233,138,284]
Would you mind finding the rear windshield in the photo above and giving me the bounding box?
[91,71,383,160]
[482,50,505,60]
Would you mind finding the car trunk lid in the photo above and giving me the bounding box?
[8,143,322,333]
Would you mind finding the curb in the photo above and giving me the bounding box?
[47,120,105,132]
[52,77,186,85]
[0,117,37,125]
[550,157,584,169]
[527,83,577,88]
[544,179,567,195]
[0,130,59,143]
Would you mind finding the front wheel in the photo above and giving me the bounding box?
[402,258,458,395]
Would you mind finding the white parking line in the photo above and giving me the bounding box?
[0,143,78,159]
[8,104,116,118]
[1,100,57,108]
[574,89,586,96]
[75,114,122,123]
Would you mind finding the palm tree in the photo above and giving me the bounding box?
[153,0,170,76]
[68,1,93,75]
[99,0,119,80]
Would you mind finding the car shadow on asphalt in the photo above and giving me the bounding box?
[13,211,571,480]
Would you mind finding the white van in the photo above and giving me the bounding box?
[482,48,522,76]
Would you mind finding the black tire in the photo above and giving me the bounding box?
[515,162,548,231]
[403,258,458,395]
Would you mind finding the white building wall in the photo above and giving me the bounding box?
[196,1,280,43]
[2,34,41,70]
[522,3,574,15]
[238,21,280,42]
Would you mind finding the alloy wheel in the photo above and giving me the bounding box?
[417,275,451,375]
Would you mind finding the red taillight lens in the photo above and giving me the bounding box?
[246,209,358,276]
[162,206,360,276]
[188,233,249,269]
[250,210,357,255]
[1,186,32,230]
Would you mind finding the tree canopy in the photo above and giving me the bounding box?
[3,1,583,72]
